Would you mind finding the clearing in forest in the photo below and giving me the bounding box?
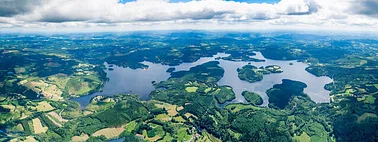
[154,101,179,116]
[357,113,378,123]
[92,126,125,139]
[71,133,89,142]
[185,87,198,92]
[36,101,54,112]
[32,118,48,134]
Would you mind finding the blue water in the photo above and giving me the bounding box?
[217,52,333,106]
[71,52,333,108]
[109,138,123,142]
[71,53,228,108]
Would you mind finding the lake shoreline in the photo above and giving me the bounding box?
[71,52,333,108]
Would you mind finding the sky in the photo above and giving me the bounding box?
[0,0,377,32]
[119,0,280,4]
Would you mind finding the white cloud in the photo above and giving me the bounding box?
[275,0,318,15]
[0,0,377,31]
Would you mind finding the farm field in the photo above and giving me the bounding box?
[0,32,377,142]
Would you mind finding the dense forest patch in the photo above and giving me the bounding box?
[267,79,308,109]
[0,32,377,142]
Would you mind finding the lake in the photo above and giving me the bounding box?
[217,52,333,106]
[71,52,333,108]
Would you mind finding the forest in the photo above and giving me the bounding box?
[0,32,377,142]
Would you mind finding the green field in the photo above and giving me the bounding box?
[185,87,198,93]
[293,132,311,142]
[1,32,378,142]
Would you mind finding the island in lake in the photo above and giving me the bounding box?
[0,32,377,142]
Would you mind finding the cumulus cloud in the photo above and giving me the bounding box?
[0,0,45,16]
[0,0,377,31]
[0,0,319,22]
[350,0,378,18]
[275,0,318,15]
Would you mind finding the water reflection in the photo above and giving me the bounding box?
[72,52,333,108]
[217,52,333,106]
[71,54,228,108]
[71,62,171,108]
